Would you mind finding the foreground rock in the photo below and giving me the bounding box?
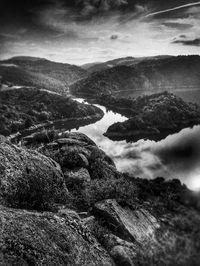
[0,133,200,265]
[92,197,200,266]
[0,142,68,210]
[104,92,200,141]
[0,205,114,266]
[94,199,159,243]
[38,132,117,181]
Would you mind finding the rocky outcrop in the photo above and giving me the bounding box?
[91,198,200,266]
[0,205,114,266]
[39,132,116,181]
[0,133,200,266]
[94,199,159,243]
[0,142,68,210]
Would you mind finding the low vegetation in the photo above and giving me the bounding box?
[71,55,200,97]
[0,87,103,136]
[0,56,87,94]
[105,91,200,141]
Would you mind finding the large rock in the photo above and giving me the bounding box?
[0,142,68,210]
[98,233,137,266]
[93,199,159,243]
[38,134,94,169]
[88,147,117,179]
[93,199,200,266]
[110,246,134,266]
[39,133,116,180]
[58,132,97,147]
[0,205,114,266]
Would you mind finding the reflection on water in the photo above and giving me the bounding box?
[72,99,128,156]
[72,98,200,191]
[114,126,200,192]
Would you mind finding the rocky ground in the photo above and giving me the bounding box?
[0,131,200,266]
[104,92,200,141]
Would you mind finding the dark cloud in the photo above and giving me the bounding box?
[110,34,118,40]
[173,38,200,46]
[162,22,193,29]
[179,34,187,38]
[0,0,200,62]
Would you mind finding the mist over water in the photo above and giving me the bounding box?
[73,99,200,191]
[116,126,200,191]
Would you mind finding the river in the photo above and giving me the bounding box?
[70,98,200,192]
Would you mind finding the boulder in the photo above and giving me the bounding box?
[110,246,134,266]
[93,199,159,243]
[0,205,114,266]
[89,147,115,167]
[62,152,89,169]
[88,147,117,179]
[58,132,97,147]
[64,168,91,185]
[0,142,68,210]
[56,138,86,146]
[0,134,7,143]
[101,234,137,266]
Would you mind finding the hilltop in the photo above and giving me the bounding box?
[0,56,88,95]
[104,91,200,141]
[0,87,103,136]
[71,55,200,97]
[81,55,172,73]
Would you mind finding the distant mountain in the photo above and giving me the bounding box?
[81,56,173,73]
[0,57,88,95]
[71,55,200,97]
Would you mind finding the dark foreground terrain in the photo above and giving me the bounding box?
[0,131,200,266]
[102,92,200,141]
[0,87,103,136]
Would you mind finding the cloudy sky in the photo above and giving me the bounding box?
[0,0,200,64]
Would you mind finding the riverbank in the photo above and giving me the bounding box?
[104,92,200,141]
[0,87,104,137]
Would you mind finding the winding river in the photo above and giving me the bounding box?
[70,98,200,192]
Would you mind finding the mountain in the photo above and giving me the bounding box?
[0,56,88,94]
[81,55,172,73]
[71,55,200,97]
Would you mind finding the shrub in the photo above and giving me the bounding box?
[30,128,58,144]
[3,168,68,211]
[68,175,138,211]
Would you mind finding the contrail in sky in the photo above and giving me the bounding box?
[145,1,200,17]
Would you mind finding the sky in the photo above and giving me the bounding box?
[0,0,200,65]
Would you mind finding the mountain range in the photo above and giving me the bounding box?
[71,55,200,97]
[0,57,88,95]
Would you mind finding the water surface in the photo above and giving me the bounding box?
[71,98,200,192]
